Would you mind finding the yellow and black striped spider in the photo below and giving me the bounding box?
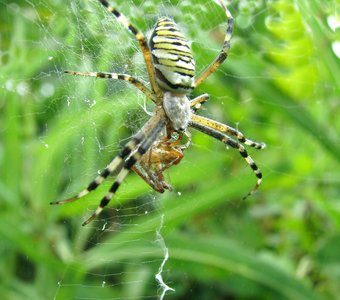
[51,0,266,226]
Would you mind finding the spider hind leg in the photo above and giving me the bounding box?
[50,136,142,206]
[81,115,166,226]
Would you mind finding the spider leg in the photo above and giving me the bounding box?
[64,71,156,102]
[194,0,233,87]
[132,144,167,193]
[132,164,167,193]
[132,139,184,193]
[189,120,262,200]
[82,112,166,226]
[50,133,144,206]
[97,0,161,98]
[190,94,209,112]
[50,109,166,205]
[191,114,266,149]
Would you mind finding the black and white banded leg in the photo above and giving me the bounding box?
[51,110,166,225]
[50,135,142,205]
[82,117,166,225]
[64,71,157,102]
[97,0,161,97]
[189,120,263,200]
[191,114,266,150]
[190,94,210,112]
[195,0,234,87]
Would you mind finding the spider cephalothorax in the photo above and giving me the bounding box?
[51,0,266,226]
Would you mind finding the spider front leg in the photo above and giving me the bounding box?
[195,0,234,87]
[97,0,161,98]
[189,94,265,150]
[189,120,263,200]
[64,71,157,102]
[190,94,210,112]
[191,114,266,150]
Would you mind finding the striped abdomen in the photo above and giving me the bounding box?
[149,17,195,94]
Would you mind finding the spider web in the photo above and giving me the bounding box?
[3,0,339,299]
[28,1,249,298]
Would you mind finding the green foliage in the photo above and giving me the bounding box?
[1,0,339,299]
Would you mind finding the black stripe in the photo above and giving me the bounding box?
[250,163,258,171]
[128,24,138,35]
[155,26,178,33]
[240,149,248,158]
[98,0,109,8]
[100,197,110,208]
[96,72,106,78]
[138,145,148,155]
[166,41,189,48]
[173,70,194,78]
[98,1,140,37]
[117,74,126,80]
[111,9,121,19]
[164,50,192,58]
[155,34,185,41]
[88,181,99,191]
[217,52,228,63]
[109,181,120,193]
[129,77,138,84]
[154,69,192,91]
[119,137,141,158]
[101,168,110,178]
[153,46,191,56]
[227,18,234,34]
[125,156,137,170]
[120,146,132,158]
[154,52,192,63]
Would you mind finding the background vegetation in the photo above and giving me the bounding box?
[1,0,339,299]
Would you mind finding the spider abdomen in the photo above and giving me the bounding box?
[149,17,195,93]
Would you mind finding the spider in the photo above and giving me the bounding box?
[50,0,266,226]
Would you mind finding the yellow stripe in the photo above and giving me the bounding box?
[156,29,185,38]
[154,46,192,58]
[158,58,194,69]
[158,60,195,75]
[154,42,189,50]
[157,20,174,26]
[153,36,188,46]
